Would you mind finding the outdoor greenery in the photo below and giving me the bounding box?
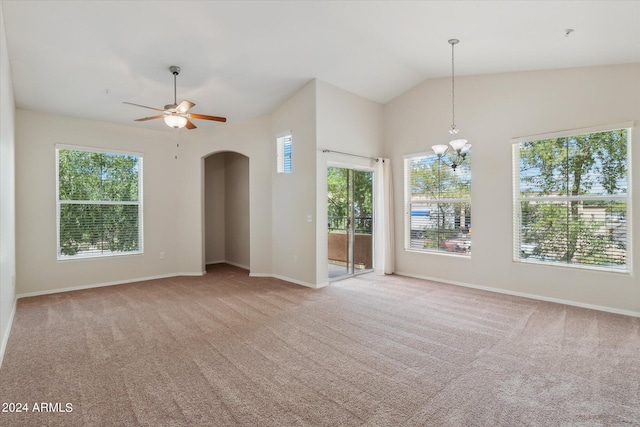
[58,149,141,257]
[517,129,628,268]
[408,154,471,253]
[410,155,471,200]
[327,167,373,233]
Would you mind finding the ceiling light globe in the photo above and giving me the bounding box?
[164,114,187,129]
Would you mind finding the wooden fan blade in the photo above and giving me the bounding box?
[188,113,227,122]
[176,100,195,113]
[134,115,165,122]
[123,102,165,112]
[185,119,197,130]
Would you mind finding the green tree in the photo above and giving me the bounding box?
[58,149,140,256]
[327,167,372,233]
[519,129,627,265]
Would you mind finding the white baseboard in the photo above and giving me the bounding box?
[395,270,640,318]
[177,271,206,277]
[208,261,324,289]
[250,273,327,289]
[207,260,250,271]
[0,298,17,369]
[15,268,325,301]
[16,272,203,299]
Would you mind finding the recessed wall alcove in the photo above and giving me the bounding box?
[203,151,250,270]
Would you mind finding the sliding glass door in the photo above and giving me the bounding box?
[327,167,373,279]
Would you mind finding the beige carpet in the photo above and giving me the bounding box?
[1,264,639,426]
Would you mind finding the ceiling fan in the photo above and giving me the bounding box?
[124,65,226,130]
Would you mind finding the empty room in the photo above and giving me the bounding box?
[0,1,639,426]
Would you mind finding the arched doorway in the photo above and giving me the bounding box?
[203,151,250,270]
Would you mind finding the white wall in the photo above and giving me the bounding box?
[315,80,384,284]
[204,153,226,264]
[15,110,181,295]
[177,116,272,276]
[385,64,640,314]
[271,81,318,286]
[0,3,17,366]
[224,152,250,268]
[14,110,270,294]
[200,78,384,287]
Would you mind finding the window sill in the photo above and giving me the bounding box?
[513,258,631,275]
[57,251,144,262]
[405,248,471,259]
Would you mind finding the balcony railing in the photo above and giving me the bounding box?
[328,216,372,234]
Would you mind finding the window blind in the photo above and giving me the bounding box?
[276,134,292,174]
[513,127,630,272]
[404,150,471,255]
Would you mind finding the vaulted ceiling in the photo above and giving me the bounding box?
[2,1,639,129]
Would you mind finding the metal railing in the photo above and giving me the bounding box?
[328,216,372,234]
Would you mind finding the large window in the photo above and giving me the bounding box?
[56,146,143,259]
[404,151,471,255]
[513,125,631,272]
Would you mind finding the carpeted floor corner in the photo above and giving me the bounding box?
[1,264,639,426]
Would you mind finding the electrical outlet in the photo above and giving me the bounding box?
[293,255,298,262]
[160,252,165,260]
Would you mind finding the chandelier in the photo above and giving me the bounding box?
[431,39,471,170]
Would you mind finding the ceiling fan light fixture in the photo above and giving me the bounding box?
[164,114,187,129]
[124,65,226,130]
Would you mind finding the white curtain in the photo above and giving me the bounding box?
[374,158,395,274]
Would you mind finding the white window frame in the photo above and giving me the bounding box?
[512,122,632,273]
[403,150,472,256]
[55,144,144,260]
